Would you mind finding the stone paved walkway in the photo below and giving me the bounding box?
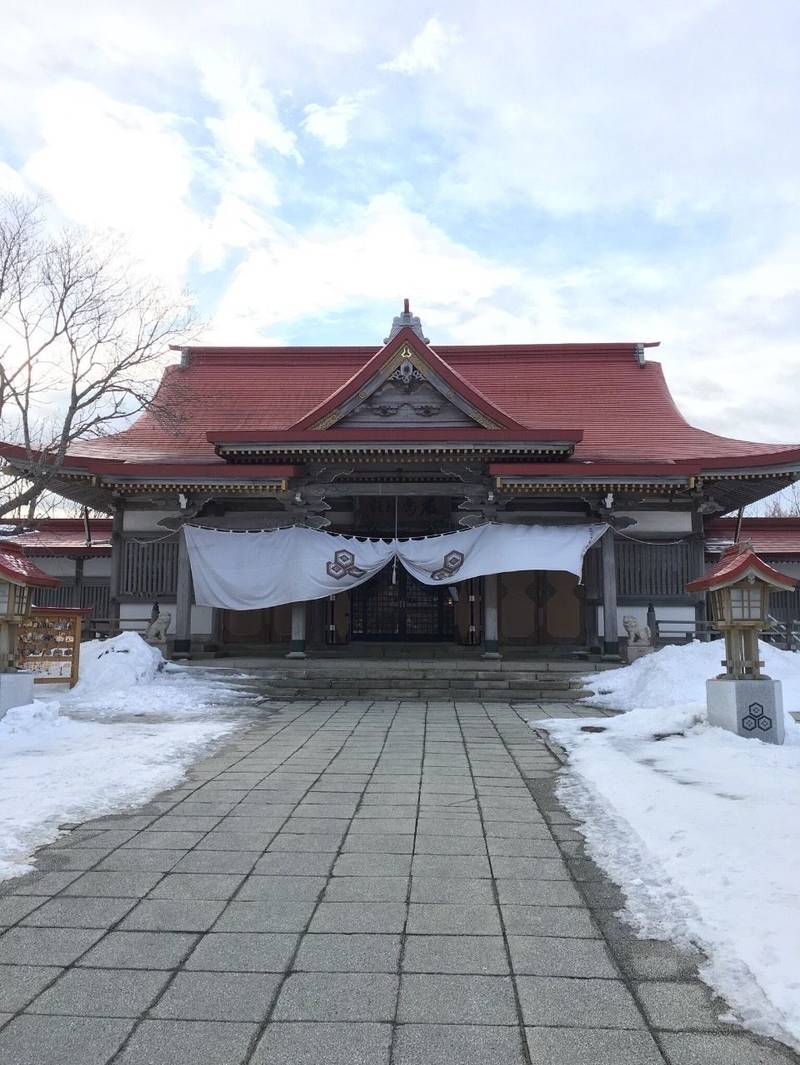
[0,697,797,1065]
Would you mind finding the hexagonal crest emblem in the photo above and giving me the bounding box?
[741,701,773,734]
[431,549,465,582]
[326,548,366,580]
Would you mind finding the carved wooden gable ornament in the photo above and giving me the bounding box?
[290,301,525,435]
[328,343,498,430]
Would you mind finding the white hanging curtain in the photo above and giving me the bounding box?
[184,522,608,612]
[398,523,607,586]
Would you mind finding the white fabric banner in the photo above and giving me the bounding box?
[184,522,608,611]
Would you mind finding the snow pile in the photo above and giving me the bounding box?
[65,633,251,720]
[73,631,166,692]
[0,699,234,880]
[583,638,800,725]
[537,642,800,1050]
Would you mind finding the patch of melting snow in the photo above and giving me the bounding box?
[535,640,800,1052]
[0,633,263,881]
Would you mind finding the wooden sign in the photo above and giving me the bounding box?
[17,608,87,687]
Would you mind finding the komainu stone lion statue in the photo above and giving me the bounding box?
[146,611,172,646]
[622,615,651,645]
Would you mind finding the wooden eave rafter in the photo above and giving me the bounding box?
[209,429,584,466]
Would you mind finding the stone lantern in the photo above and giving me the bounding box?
[687,541,796,744]
[0,541,59,715]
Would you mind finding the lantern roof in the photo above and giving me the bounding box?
[687,540,797,594]
[0,541,60,588]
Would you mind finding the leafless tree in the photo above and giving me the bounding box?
[0,195,195,518]
[757,483,800,517]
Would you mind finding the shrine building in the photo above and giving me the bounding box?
[3,302,800,658]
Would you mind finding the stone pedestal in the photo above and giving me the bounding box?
[625,644,655,664]
[706,677,784,745]
[0,672,35,718]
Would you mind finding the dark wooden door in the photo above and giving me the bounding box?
[351,565,455,641]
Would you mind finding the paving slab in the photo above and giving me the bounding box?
[0,926,105,965]
[0,1014,134,1065]
[525,1026,666,1064]
[394,1023,526,1065]
[0,965,64,1012]
[293,932,401,972]
[271,971,399,1021]
[398,972,518,1024]
[76,930,199,969]
[27,966,169,1017]
[114,1018,258,1065]
[251,1021,391,1065]
[150,970,281,1021]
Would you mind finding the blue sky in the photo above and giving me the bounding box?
[2,0,799,444]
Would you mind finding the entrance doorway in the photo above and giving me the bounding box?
[350,565,455,641]
[499,570,585,645]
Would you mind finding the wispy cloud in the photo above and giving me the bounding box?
[380,16,459,75]
[302,90,375,149]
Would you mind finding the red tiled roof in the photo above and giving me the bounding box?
[1,519,112,556]
[705,518,800,557]
[10,340,800,472]
[0,542,60,587]
[687,542,797,593]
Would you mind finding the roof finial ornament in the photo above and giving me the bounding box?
[384,298,430,344]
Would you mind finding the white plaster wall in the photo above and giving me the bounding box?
[122,511,179,532]
[769,560,800,579]
[118,602,213,638]
[83,558,111,577]
[598,604,696,638]
[190,606,214,637]
[31,557,75,577]
[616,511,693,533]
[119,602,167,631]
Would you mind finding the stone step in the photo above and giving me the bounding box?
[261,684,591,702]
[263,674,582,692]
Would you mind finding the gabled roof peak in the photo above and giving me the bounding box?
[384,298,429,344]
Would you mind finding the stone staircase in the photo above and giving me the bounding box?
[246,658,613,702]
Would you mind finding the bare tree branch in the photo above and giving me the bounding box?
[0,195,197,517]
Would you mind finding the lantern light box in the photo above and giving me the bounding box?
[687,541,797,744]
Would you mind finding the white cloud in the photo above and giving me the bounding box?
[208,190,518,341]
[302,91,374,149]
[381,16,458,75]
[198,51,301,167]
[23,80,201,285]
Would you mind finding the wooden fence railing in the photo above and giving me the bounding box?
[120,537,179,598]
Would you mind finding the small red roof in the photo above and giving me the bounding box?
[0,542,60,587]
[687,542,797,593]
[705,518,800,557]
[2,518,113,556]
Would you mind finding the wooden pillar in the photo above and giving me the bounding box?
[174,528,193,659]
[72,556,84,609]
[601,531,619,655]
[108,500,124,633]
[287,602,307,658]
[482,574,501,658]
[691,509,709,640]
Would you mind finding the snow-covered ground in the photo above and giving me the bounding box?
[0,633,258,881]
[538,640,800,1051]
